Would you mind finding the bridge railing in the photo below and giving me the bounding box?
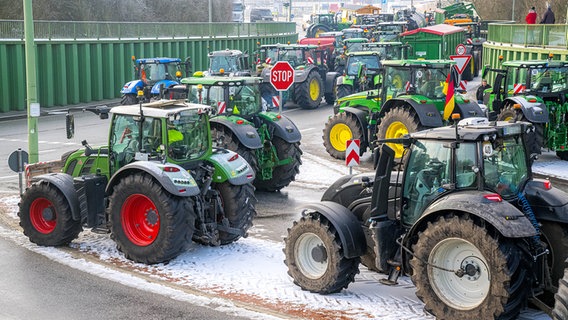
[487,23,567,48]
[0,20,296,40]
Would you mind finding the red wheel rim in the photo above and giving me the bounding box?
[121,194,160,246]
[30,197,57,234]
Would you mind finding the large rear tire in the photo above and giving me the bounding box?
[254,137,302,192]
[410,215,530,320]
[19,181,82,246]
[336,84,353,100]
[377,107,425,159]
[295,71,323,109]
[283,214,360,294]
[553,262,568,320]
[540,222,568,305]
[108,173,195,264]
[322,112,363,160]
[213,182,257,244]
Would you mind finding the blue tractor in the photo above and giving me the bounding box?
[121,57,192,105]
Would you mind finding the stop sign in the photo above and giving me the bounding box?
[270,61,295,91]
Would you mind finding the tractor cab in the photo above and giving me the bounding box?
[107,100,212,173]
[362,42,406,60]
[206,49,251,76]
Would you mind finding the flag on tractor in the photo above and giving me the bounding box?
[442,66,456,121]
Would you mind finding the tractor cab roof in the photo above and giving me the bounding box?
[362,41,404,49]
[110,99,211,118]
[181,75,261,86]
[502,60,568,68]
[381,59,455,68]
[259,43,319,50]
[136,57,181,64]
[346,51,381,58]
[343,38,369,43]
[408,119,530,142]
[207,49,246,57]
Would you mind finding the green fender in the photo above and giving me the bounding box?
[207,148,255,185]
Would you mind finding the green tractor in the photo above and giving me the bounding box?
[483,59,568,160]
[20,99,257,264]
[336,42,407,99]
[305,13,352,38]
[332,37,369,74]
[323,59,484,160]
[256,43,338,109]
[180,75,302,192]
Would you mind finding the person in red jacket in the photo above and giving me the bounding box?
[525,7,537,24]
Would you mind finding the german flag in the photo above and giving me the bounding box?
[442,66,457,121]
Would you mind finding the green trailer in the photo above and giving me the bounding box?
[399,24,474,80]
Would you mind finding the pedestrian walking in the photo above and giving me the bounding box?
[525,7,537,24]
[540,5,555,24]
[476,79,491,104]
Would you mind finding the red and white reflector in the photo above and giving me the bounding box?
[217,101,226,114]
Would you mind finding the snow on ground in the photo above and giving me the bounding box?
[0,151,560,319]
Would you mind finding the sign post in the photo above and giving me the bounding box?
[269,61,295,114]
[345,139,360,175]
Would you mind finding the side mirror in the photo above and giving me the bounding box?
[66,113,74,139]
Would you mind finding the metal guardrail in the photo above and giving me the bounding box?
[487,23,568,48]
[0,20,296,40]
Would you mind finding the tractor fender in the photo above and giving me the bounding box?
[302,201,367,259]
[106,162,200,197]
[150,80,180,95]
[259,113,302,143]
[381,99,443,128]
[407,191,538,242]
[335,75,347,86]
[524,179,568,223]
[120,80,145,94]
[210,117,262,149]
[341,106,370,149]
[207,148,255,185]
[31,173,82,222]
[294,67,314,83]
[325,72,339,94]
[505,96,549,124]
[455,100,486,118]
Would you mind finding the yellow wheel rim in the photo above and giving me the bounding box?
[309,78,320,101]
[329,123,353,152]
[385,121,408,158]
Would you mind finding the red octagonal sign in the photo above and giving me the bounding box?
[270,61,295,91]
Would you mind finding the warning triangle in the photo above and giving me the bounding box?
[450,55,472,74]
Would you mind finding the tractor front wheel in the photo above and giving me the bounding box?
[377,107,424,159]
[322,112,363,160]
[411,215,530,320]
[295,71,323,109]
[19,180,82,246]
[211,182,257,245]
[109,173,195,264]
[284,214,360,294]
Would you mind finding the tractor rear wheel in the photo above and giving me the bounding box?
[322,112,363,160]
[284,214,360,294]
[121,94,137,105]
[295,71,323,109]
[19,180,82,246]
[553,263,568,320]
[324,77,338,105]
[212,182,257,245]
[377,107,424,159]
[411,215,530,320]
[540,222,568,304]
[557,151,568,161]
[308,25,330,38]
[211,124,259,175]
[254,137,302,192]
[109,173,195,264]
[336,84,353,100]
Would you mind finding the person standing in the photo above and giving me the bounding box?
[540,5,555,24]
[525,7,537,24]
[476,79,491,104]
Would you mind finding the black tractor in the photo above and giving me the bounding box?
[285,117,568,319]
